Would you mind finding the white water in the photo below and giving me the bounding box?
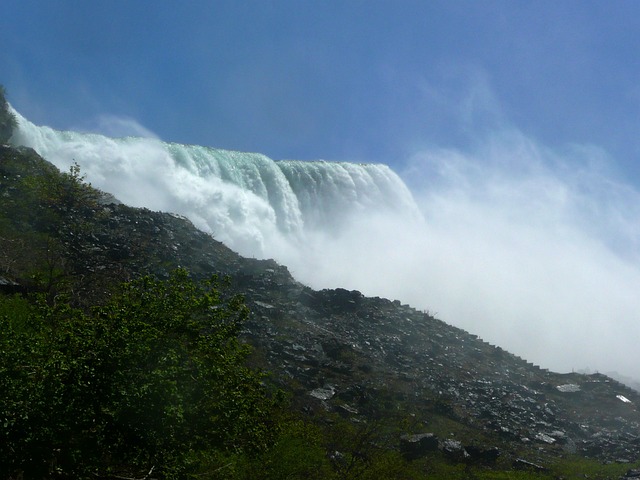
[9,108,421,273]
[10,108,640,382]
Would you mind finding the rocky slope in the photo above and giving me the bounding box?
[239,270,640,466]
[2,143,640,472]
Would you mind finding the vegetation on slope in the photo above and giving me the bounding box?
[0,270,282,478]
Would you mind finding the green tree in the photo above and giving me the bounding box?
[0,269,281,479]
[2,156,111,303]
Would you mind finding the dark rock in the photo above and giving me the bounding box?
[464,445,500,465]
[400,433,438,460]
[442,439,469,462]
[0,276,31,294]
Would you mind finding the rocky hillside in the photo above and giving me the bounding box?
[2,143,640,477]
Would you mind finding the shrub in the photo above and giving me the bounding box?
[0,269,281,478]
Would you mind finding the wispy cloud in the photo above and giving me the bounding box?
[75,114,160,139]
[417,63,505,135]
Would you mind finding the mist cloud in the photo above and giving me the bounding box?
[292,129,640,379]
[77,114,161,139]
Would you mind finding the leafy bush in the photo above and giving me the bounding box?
[0,269,281,478]
[245,419,334,480]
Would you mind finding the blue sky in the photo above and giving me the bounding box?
[3,1,640,181]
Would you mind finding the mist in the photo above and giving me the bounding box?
[10,110,640,381]
[280,134,640,381]
[334,131,640,380]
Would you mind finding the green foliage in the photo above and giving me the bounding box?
[246,419,334,480]
[549,456,640,479]
[0,153,111,302]
[0,293,31,328]
[24,161,100,240]
[0,269,281,478]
